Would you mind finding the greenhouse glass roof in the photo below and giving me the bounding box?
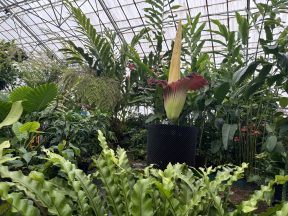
[0,0,286,63]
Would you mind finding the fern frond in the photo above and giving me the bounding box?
[0,182,40,216]
[230,175,288,215]
[0,166,72,216]
[131,28,150,47]
[116,147,134,215]
[60,70,81,91]
[60,71,121,112]
[95,131,124,216]
[276,202,288,215]
[45,149,105,216]
[149,164,184,215]
[130,179,154,216]
[144,0,180,38]
[75,74,121,112]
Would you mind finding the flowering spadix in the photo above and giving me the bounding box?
[148,21,208,122]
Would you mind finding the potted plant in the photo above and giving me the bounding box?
[147,21,208,169]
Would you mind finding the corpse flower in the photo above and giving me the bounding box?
[148,21,208,123]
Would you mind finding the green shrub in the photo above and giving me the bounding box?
[1,131,288,215]
[0,40,27,90]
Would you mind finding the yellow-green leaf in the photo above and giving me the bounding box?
[0,101,23,129]
[168,21,182,84]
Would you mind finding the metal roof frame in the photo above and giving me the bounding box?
[0,0,283,64]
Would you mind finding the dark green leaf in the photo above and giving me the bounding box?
[222,123,238,150]
[214,82,230,102]
[9,83,58,113]
[279,97,288,108]
[258,63,273,79]
[264,24,273,41]
[244,79,265,99]
[211,20,229,40]
[233,61,259,84]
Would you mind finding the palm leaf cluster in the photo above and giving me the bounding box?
[0,83,58,121]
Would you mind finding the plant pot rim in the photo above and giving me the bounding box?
[146,123,197,130]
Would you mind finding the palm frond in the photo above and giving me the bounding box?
[66,2,116,77]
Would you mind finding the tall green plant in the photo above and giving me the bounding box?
[60,2,151,117]
[144,0,180,52]
[63,2,115,77]
[182,13,209,74]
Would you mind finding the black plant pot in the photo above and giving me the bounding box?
[273,184,283,204]
[147,124,198,169]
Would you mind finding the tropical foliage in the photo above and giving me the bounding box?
[0,0,288,214]
[1,130,288,215]
[19,54,67,87]
[0,83,58,122]
[0,40,27,90]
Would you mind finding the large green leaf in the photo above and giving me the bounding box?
[279,97,288,108]
[0,141,18,165]
[9,86,33,105]
[267,74,285,86]
[265,135,277,152]
[0,141,10,158]
[277,53,288,74]
[0,101,23,129]
[233,61,259,84]
[244,79,265,99]
[243,63,273,99]
[214,82,230,102]
[258,63,273,79]
[19,121,40,133]
[0,100,12,122]
[264,23,273,41]
[9,83,58,113]
[12,122,28,141]
[222,123,238,150]
[211,19,229,41]
[235,12,249,45]
[131,179,153,216]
